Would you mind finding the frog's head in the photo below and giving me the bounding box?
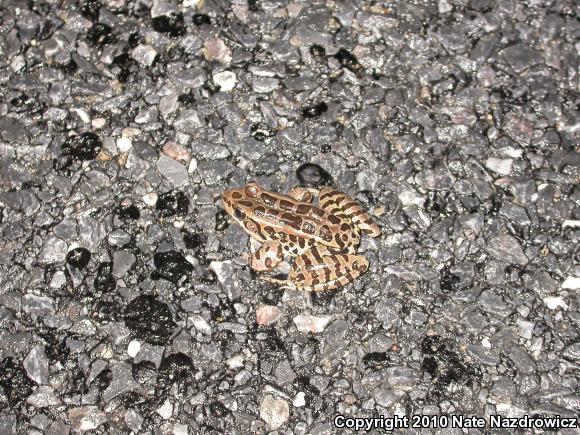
[221,182,263,223]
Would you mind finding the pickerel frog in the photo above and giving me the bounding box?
[222,182,381,291]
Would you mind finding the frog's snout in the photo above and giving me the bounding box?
[221,189,234,212]
[221,187,244,218]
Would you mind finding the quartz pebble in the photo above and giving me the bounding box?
[213,70,237,92]
[293,314,332,333]
[260,395,289,430]
[256,305,282,325]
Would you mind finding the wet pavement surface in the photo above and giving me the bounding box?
[0,0,579,433]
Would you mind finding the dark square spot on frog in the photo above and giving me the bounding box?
[296,204,311,214]
[328,215,341,224]
[266,208,278,219]
[231,191,243,200]
[340,223,350,231]
[302,221,316,235]
[261,193,277,206]
[253,206,266,217]
[311,207,325,217]
[319,225,332,242]
[282,213,302,229]
[279,199,294,211]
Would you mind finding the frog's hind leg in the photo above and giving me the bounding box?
[248,241,284,271]
[288,246,370,292]
[318,188,381,237]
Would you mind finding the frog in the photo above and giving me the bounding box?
[221,182,381,291]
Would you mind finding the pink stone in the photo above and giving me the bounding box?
[256,305,282,325]
[162,141,191,162]
[202,38,232,64]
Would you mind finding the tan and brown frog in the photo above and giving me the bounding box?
[221,182,381,291]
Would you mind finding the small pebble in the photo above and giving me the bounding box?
[212,70,237,92]
[561,276,580,289]
[127,340,141,357]
[256,305,282,325]
[260,395,289,430]
[142,192,158,207]
[162,141,191,162]
[131,44,157,66]
[543,296,568,310]
[293,392,306,407]
[156,399,173,419]
[202,38,232,64]
[116,137,132,153]
[293,314,332,333]
[485,157,513,175]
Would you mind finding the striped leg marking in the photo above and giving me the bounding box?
[288,246,369,292]
[318,188,381,237]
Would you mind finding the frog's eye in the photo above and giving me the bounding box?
[245,183,260,198]
[235,208,246,219]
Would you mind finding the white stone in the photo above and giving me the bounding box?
[500,147,523,158]
[24,344,49,384]
[191,315,212,335]
[485,157,513,175]
[561,276,580,289]
[70,108,91,123]
[260,395,289,430]
[173,423,189,435]
[562,220,580,228]
[156,399,173,419]
[398,190,425,207]
[213,70,237,92]
[183,0,203,7]
[293,392,306,407]
[226,355,245,369]
[117,137,132,153]
[481,338,491,348]
[127,340,141,357]
[132,44,157,66]
[92,118,106,129]
[27,386,61,408]
[188,158,198,173]
[438,0,453,13]
[142,192,158,207]
[543,296,568,310]
[293,314,332,333]
[516,318,534,340]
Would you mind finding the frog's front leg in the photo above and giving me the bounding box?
[287,246,370,291]
[247,240,284,271]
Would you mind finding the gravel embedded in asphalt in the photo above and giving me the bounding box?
[0,0,579,433]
